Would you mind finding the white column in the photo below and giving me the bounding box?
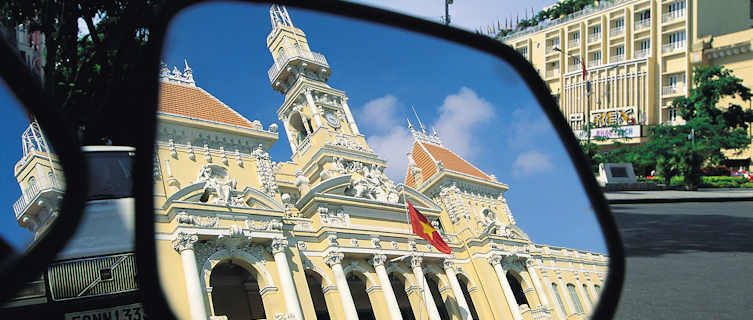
[443,260,471,320]
[542,271,566,320]
[556,273,576,316]
[340,98,361,135]
[303,88,323,128]
[271,238,305,320]
[410,256,441,320]
[489,254,523,320]
[172,232,208,320]
[586,276,600,305]
[524,260,549,308]
[574,274,592,312]
[326,251,358,320]
[371,254,403,320]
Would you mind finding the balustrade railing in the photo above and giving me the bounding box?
[662,9,685,23]
[267,47,329,82]
[634,19,651,30]
[662,41,685,53]
[588,33,601,43]
[610,25,625,36]
[13,175,64,218]
[609,54,625,63]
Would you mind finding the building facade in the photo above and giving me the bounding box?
[501,0,753,168]
[153,6,607,320]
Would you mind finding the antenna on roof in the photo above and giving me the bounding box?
[270,4,294,29]
[411,105,426,134]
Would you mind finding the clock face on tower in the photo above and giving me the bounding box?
[324,111,340,128]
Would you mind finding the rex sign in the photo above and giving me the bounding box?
[590,107,637,128]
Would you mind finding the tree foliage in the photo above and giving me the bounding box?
[0,0,167,145]
[667,65,753,189]
[581,65,753,189]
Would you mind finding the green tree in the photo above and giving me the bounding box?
[663,65,753,190]
[0,1,167,145]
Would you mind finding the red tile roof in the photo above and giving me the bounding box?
[158,82,255,129]
[405,141,490,188]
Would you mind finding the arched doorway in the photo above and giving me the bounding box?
[506,272,530,308]
[389,273,416,320]
[209,262,266,320]
[457,275,480,320]
[305,271,331,320]
[347,272,376,320]
[425,275,451,320]
[288,112,308,145]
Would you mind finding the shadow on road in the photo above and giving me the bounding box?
[611,204,753,257]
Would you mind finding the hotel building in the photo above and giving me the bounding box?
[501,0,753,168]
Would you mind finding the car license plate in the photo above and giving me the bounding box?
[65,303,144,320]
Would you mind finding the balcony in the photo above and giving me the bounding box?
[545,69,559,79]
[13,175,65,219]
[568,39,580,48]
[634,19,651,30]
[662,41,685,53]
[610,25,625,36]
[267,47,329,83]
[588,59,602,67]
[635,48,650,58]
[662,85,685,96]
[545,45,559,54]
[662,9,685,23]
[588,33,601,43]
[568,64,582,73]
[609,54,625,63]
[500,0,634,42]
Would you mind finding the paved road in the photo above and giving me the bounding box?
[609,201,753,320]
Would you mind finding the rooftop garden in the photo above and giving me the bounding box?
[497,0,615,39]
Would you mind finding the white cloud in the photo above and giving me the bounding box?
[366,126,414,181]
[512,150,553,178]
[508,106,551,148]
[350,0,556,32]
[356,94,414,181]
[356,87,494,182]
[356,95,400,134]
[435,87,494,160]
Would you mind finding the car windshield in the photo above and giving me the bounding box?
[86,151,134,200]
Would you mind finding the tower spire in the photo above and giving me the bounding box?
[411,105,426,134]
[270,4,294,30]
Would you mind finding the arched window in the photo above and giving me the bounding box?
[426,275,451,320]
[506,272,529,307]
[567,283,584,313]
[594,284,601,295]
[583,284,593,304]
[27,176,37,191]
[305,271,331,319]
[388,273,416,320]
[551,283,567,315]
[210,263,266,320]
[347,273,375,320]
[289,112,308,145]
[457,275,480,320]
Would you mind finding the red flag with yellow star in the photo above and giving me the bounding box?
[407,200,451,254]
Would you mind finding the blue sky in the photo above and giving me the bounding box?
[0,1,607,255]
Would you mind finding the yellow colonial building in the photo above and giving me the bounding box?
[501,0,753,168]
[153,6,607,320]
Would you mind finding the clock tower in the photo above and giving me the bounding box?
[267,5,386,188]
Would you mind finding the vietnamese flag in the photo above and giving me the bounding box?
[407,200,451,254]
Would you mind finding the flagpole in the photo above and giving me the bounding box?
[401,185,427,320]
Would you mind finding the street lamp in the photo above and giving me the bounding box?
[554,46,592,143]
